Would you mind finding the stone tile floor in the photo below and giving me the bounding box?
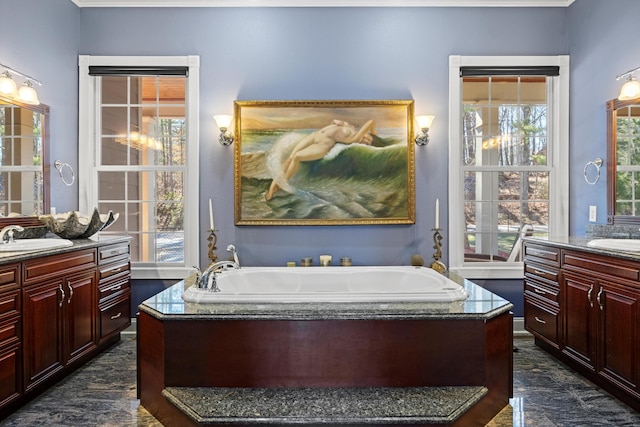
[2,335,640,426]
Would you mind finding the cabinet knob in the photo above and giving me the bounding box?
[534,316,546,324]
[110,312,122,320]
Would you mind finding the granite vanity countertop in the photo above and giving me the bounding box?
[139,270,513,321]
[0,235,130,264]
[525,235,640,262]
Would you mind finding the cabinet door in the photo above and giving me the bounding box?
[598,280,640,392]
[22,280,64,392]
[0,341,20,409]
[563,273,597,371]
[65,271,97,365]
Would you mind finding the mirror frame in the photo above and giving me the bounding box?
[0,94,50,229]
[606,95,640,225]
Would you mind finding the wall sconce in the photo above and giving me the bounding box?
[0,62,42,105]
[415,115,435,146]
[214,114,234,146]
[616,66,640,101]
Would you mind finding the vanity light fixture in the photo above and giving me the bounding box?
[214,114,234,146]
[0,71,18,97]
[616,66,640,101]
[0,62,42,105]
[415,115,435,146]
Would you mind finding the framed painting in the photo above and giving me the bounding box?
[234,99,415,225]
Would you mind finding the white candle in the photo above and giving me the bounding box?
[435,198,440,229]
[208,198,215,230]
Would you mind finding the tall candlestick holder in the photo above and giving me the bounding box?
[430,228,447,273]
[207,229,218,265]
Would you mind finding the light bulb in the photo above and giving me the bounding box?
[0,72,17,97]
[17,81,39,105]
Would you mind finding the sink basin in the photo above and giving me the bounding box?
[0,239,74,252]
[586,239,640,252]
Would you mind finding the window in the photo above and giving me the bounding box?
[449,56,569,279]
[79,56,200,279]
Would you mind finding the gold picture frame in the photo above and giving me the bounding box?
[234,99,415,225]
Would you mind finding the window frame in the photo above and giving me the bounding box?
[78,55,200,280]
[448,55,569,279]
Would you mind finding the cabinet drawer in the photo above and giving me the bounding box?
[0,264,19,292]
[563,250,640,282]
[525,279,559,305]
[98,277,130,303]
[525,298,559,345]
[524,262,559,284]
[524,243,560,267]
[23,249,96,286]
[0,317,20,346]
[98,260,130,282]
[0,289,20,321]
[100,292,131,339]
[98,243,130,265]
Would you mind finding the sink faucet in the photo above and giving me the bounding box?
[0,225,24,244]
[193,260,239,291]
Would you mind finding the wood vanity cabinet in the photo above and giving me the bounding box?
[0,240,131,418]
[562,251,640,396]
[22,249,98,392]
[0,264,21,410]
[524,241,640,409]
[97,242,131,345]
[523,243,561,349]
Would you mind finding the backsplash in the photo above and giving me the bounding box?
[586,224,640,239]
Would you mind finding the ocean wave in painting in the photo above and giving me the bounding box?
[240,131,409,220]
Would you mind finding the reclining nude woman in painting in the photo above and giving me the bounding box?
[265,119,377,201]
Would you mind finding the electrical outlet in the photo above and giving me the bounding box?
[589,205,597,222]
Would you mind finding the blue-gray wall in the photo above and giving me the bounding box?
[76,6,567,272]
[3,0,638,316]
[568,0,640,233]
[0,0,79,211]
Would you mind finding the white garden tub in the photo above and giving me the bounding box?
[181,266,468,303]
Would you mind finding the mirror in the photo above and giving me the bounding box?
[607,96,640,225]
[0,94,49,228]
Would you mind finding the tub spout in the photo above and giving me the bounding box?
[227,244,240,267]
[197,260,240,291]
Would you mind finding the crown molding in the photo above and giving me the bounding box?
[70,0,576,7]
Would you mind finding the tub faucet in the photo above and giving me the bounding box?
[195,260,239,291]
[227,244,240,266]
[0,225,24,244]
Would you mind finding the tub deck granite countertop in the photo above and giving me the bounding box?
[139,269,513,321]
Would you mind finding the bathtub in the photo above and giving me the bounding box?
[181,265,468,303]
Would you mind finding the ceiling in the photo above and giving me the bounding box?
[70,0,575,7]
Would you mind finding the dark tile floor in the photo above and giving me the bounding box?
[2,335,640,426]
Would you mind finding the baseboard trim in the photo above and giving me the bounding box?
[513,317,531,337]
[122,317,137,336]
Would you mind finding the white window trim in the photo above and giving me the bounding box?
[448,55,569,279]
[78,55,200,280]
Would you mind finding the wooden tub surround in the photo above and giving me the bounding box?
[138,273,513,426]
